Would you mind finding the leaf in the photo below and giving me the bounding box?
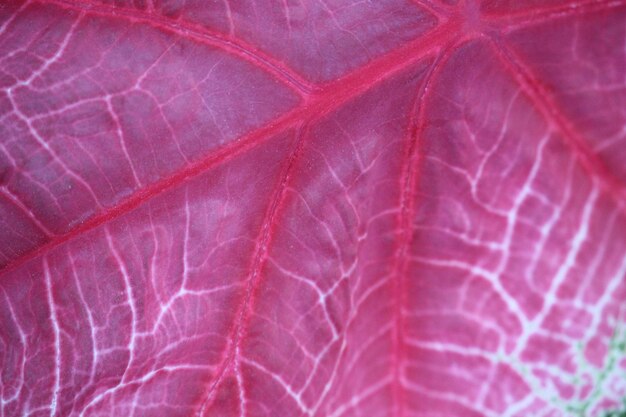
[1,1,625,416]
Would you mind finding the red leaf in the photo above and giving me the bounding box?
[1,1,626,416]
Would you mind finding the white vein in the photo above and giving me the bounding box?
[43,258,60,417]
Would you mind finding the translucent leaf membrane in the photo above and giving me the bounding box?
[1,1,625,416]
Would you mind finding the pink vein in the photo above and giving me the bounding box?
[0,17,461,275]
[41,0,315,96]
[484,0,626,32]
[488,37,626,205]
[198,126,307,415]
[408,0,452,22]
[389,49,450,417]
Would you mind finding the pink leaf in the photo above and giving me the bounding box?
[1,1,625,416]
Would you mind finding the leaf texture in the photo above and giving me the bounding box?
[1,1,626,416]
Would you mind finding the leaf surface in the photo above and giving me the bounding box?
[1,1,626,416]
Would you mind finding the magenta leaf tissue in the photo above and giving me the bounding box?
[1,0,626,416]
